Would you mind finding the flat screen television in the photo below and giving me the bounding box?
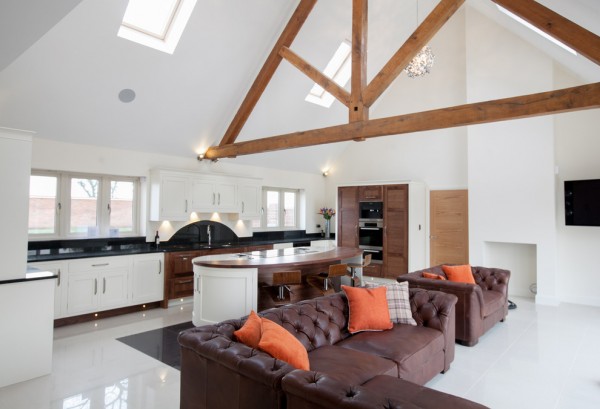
[564,179,600,226]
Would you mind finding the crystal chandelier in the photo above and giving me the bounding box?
[403,45,435,78]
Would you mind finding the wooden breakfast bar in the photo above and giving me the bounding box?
[191,245,363,326]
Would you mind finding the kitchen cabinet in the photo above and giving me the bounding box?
[190,178,237,213]
[28,260,68,318]
[150,170,190,221]
[383,185,409,277]
[238,183,261,219]
[358,185,383,201]
[337,186,359,248]
[66,257,129,316]
[131,253,164,304]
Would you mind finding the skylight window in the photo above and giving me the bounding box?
[305,40,352,108]
[118,0,197,54]
[496,5,577,56]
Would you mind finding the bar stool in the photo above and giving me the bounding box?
[307,264,348,294]
[347,254,372,287]
[271,270,302,301]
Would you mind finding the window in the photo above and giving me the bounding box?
[118,0,198,54]
[253,187,299,230]
[305,40,352,108]
[28,171,140,239]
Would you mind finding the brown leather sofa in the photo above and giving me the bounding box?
[177,288,484,409]
[397,265,510,346]
[282,371,489,409]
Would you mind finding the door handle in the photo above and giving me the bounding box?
[185,200,188,213]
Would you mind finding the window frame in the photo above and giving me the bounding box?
[29,170,141,240]
[255,187,300,231]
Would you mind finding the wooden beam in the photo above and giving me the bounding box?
[218,0,317,147]
[491,0,600,66]
[364,0,464,107]
[204,82,600,159]
[350,0,368,123]
[279,46,351,107]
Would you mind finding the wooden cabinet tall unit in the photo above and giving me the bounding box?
[337,182,426,279]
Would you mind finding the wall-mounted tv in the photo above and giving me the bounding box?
[565,179,600,226]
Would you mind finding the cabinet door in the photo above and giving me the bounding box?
[384,185,409,277]
[190,179,216,212]
[132,255,164,304]
[29,261,67,318]
[358,185,383,201]
[338,186,359,247]
[99,267,129,309]
[67,271,98,315]
[159,175,189,221]
[238,184,261,219]
[215,182,237,212]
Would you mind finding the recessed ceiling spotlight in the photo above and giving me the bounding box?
[118,88,136,103]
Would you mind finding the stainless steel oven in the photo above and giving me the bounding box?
[358,220,383,264]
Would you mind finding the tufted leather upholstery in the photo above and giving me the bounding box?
[397,265,510,346]
[282,372,489,409]
[178,289,458,409]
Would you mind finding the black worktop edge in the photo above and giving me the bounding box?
[0,268,58,286]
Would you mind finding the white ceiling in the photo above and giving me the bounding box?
[0,0,598,173]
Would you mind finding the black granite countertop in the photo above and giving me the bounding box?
[27,232,331,263]
[0,267,58,285]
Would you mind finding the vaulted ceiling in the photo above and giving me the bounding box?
[1,0,599,173]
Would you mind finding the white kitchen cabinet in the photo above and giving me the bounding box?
[238,183,261,219]
[28,260,68,318]
[131,253,164,304]
[66,257,130,316]
[150,170,190,221]
[190,177,237,213]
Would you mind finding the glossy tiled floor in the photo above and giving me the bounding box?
[1,297,599,409]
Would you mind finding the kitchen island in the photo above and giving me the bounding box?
[191,246,363,326]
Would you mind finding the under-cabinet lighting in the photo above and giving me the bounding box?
[496,5,577,55]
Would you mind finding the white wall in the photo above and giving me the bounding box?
[31,138,326,241]
[466,8,558,304]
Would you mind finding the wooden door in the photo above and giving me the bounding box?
[430,190,469,266]
[337,186,358,247]
[383,185,408,277]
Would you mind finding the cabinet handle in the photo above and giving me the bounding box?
[241,201,245,213]
[92,263,109,267]
[179,279,193,284]
[94,278,98,295]
[57,268,61,287]
[158,260,162,275]
[182,257,188,261]
[212,193,215,205]
[103,277,106,294]
[196,277,200,293]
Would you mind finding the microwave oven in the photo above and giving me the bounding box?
[359,201,383,221]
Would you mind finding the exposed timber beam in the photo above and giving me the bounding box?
[491,0,600,66]
[363,0,465,107]
[350,0,368,123]
[204,82,600,160]
[279,46,351,107]
[218,0,317,147]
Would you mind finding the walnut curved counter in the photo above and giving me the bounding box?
[191,246,363,326]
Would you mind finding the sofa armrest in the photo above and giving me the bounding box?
[472,266,510,296]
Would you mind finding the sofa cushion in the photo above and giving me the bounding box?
[365,281,417,326]
[233,310,262,348]
[308,345,396,385]
[481,290,504,318]
[337,324,445,384]
[342,285,393,333]
[259,318,310,371]
[422,272,446,280]
[442,264,476,284]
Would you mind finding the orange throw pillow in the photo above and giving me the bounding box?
[342,285,393,334]
[422,272,446,280]
[233,310,262,349]
[258,318,309,370]
[442,265,475,284]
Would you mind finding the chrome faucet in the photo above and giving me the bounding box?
[207,225,211,246]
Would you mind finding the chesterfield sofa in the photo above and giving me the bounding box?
[178,288,487,409]
[397,265,511,346]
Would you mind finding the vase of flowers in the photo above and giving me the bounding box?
[318,207,336,238]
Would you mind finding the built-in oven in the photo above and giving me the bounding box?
[359,201,383,221]
[358,220,383,264]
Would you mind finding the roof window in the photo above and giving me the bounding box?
[305,40,352,108]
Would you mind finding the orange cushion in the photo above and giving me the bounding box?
[342,285,393,334]
[233,310,262,349]
[422,272,447,280]
[258,318,309,370]
[442,265,475,284]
